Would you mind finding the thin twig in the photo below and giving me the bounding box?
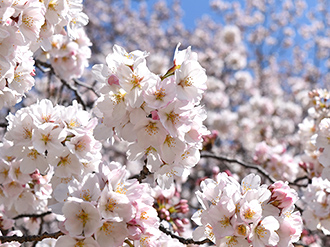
[32,215,45,247]
[73,79,100,97]
[59,78,86,109]
[201,152,277,183]
[35,60,53,70]
[159,225,213,245]
[0,122,8,128]
[201,152,305,213]
[124,239,134,247]
[35,60,87,109]
[289,176,310,187]
[0,231,64,244]
[13,211,52,220]
[131,163,152,183]
[293,176,310,184]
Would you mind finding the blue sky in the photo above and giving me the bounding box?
[132,0,318,31]
[129,0,327,87]
[165,0,318,30]
[180,0,217,29]
[131,0,219,29]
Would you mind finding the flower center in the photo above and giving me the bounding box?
[243,208,256,219]
[219,216,230,227]
[154,88,166,100]
[77,210,89,227]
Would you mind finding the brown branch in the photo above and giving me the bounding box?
[0,122,8,128]
[200,152,277,183]
[35,60,52,73]
[0,231,64,244]
[32,214,46,247]
[289,176,310,187]
[59,77,87,110]
[159,225,213,245]
[131,163,152,183]
[73,79,100,97]
[200,152,305,214]
[13,211,52,220]
[35,60,87,110]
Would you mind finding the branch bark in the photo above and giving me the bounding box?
[0,231,64,244]
[159,225,213,245]
[201,151,277,183]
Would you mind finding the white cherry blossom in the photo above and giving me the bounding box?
[62,198,102,237]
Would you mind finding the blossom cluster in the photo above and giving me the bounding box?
[92,44,209,188]
[153,184,190,234]
[253,141,299,182]
[0,0,89,109]
[1,0,330,244]
[298,91,330,235]
[0,99,101,217]
[302,176,330,235]
[192,172,302,247]
[312,117,330,180]
[0,153,52,218]
[298,89,330,180]
[56,161,160,247]
[37,28,92,81]
[0,99,188,246]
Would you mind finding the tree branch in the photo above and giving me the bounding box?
[73,78,100,97]
[289,176,310,187]
[200,152,305,213]
[200,152,277,183]
[159,225,213,245]
[0,231,64,244]
[131,163,152,183]
[35,60,87,109]
[0,122,8,128]
[13,211,52,220]
[59,77,87,110]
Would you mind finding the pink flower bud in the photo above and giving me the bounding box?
[108,74,119,86]
[182,218,189,224]
[268,181,297,211]
[174,218,183,228]
[151,110,160,120]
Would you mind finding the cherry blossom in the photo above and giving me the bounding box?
[249,216,280,247]
[95,220,128,247]
[93,44,209,189]
[302,177,330,235]
[193,172,302,246]
[62,198,102,237]
[55,235,100,247]
[1,0,330,245]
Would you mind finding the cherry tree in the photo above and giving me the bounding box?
[0,0,329,246]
